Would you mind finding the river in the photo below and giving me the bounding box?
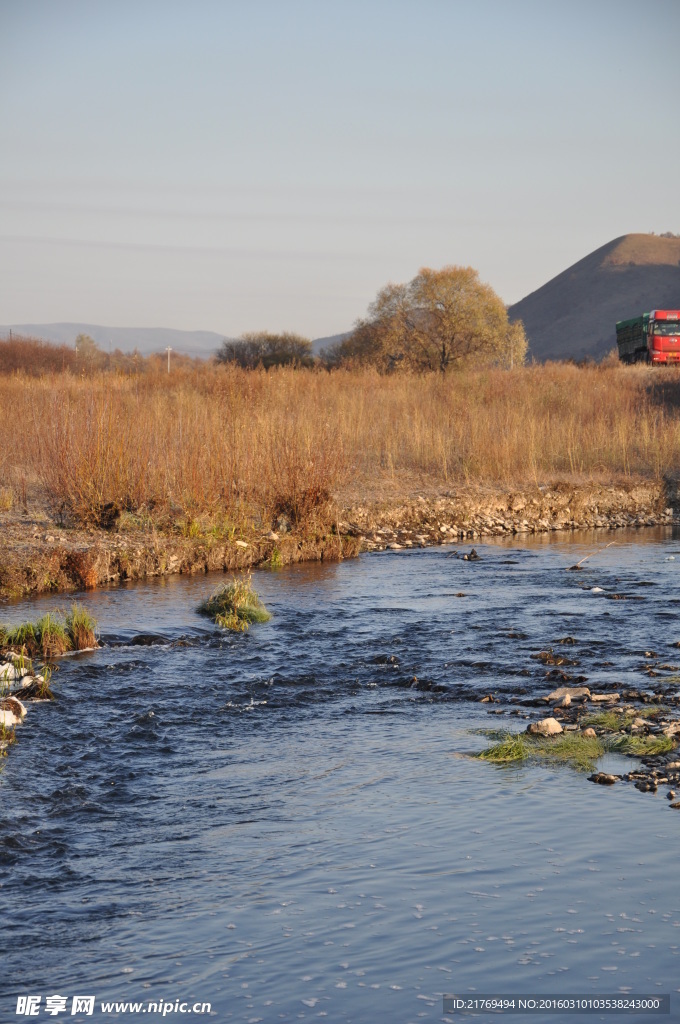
[2,528,679,1023]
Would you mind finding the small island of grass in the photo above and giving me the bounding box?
[198,575,271,632]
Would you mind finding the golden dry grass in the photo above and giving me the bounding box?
[1,361,679,527]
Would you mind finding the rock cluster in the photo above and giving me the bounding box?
[340,484,677,552]
[516,681,680,805]
[0,652,51,750]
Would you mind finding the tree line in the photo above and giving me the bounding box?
[1,265,527,376]
[217,266,526,372]
[0,333,201,376]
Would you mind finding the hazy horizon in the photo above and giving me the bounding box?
[1,0,678,338]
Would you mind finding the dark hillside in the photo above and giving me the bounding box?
[508,234,680,361]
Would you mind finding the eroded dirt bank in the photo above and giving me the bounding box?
[0,481,678,601]
[339,481,679,551]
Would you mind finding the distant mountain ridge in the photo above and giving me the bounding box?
[508,234,680,362]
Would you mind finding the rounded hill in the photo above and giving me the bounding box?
[508,233,680,362]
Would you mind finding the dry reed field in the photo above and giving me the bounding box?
[2,362,680,531]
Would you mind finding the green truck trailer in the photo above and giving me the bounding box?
[616,310,680,364]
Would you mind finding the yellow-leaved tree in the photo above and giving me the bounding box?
[326,266,527,371]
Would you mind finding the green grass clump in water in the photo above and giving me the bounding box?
[536,734,605,772]
[65,603,98,649]
[582,711,622,732]
[1,606,98,658]
[2,621,38,651]
[606,734,675,757]
[476,734,529,763]
[477,731,605,772]
[199,574,271,631]
[0,722,17,770]
[633,706,668,719]
[35,613,70,657]
[478,726,677,774]
[1,616,67,658]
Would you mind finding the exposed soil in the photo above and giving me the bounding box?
[1,478,678,601]
[338,480,678,552]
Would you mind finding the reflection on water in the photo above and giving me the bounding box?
[1,528,679,1023]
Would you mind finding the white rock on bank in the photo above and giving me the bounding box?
[547,686,591,702]
[1,699,27,727]
[1,655,32,681]
[527,717,563,737]
[0,696,27,720]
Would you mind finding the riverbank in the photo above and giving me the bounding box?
[1,479,677,600]
[339,479,678,551]
[2,362,680,599]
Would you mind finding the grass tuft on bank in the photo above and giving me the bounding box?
[64,604,98,650]
[198,575,271,631]
[0,604,98,658]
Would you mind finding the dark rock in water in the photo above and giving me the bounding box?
[532,649,577,667]
[129,633,170,646]
[372,654,399,665]
[635,780,657,793]
[588,772,618,785]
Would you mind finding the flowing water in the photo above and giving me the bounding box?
[2,528,680,1023]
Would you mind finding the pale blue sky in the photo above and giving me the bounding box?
[1,0,678,338]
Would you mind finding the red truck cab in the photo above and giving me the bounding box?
[616,310,680,364]
[647,310,680,364]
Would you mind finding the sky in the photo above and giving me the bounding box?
[1,0,678,340]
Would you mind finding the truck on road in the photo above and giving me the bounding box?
[616,310,680,364]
